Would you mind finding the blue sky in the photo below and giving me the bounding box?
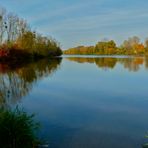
[1,0,148,49]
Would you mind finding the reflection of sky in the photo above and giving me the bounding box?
[21,57,148,148]
[1,0,148,49]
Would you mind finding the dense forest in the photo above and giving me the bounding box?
[64,37,148,55]
[0,7,62,60]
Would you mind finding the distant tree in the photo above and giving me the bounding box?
[95,40,117,54]
[145,38,148,48]
[122,36,140,49]
[121,36,141,54]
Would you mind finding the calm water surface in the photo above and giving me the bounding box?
[1,56,148,148]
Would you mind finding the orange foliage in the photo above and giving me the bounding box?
[134,44,145,53]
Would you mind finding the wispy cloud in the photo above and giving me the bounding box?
[0,0,148,48]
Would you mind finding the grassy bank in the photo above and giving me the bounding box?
[0,107,41,148]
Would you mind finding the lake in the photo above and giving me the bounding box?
[1,56,148,148]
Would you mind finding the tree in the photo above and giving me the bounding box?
[145,38,148,48]
[0,7,62,58]
[123,36,140,47]
[0,8,6,44]
[95,40,117,54]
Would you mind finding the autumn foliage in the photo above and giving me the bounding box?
[0,7,62,60]
[64,37,148,55]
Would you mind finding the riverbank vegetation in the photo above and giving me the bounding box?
[64,36,148,55]
[0,7,62,61]
[0,107,40,148]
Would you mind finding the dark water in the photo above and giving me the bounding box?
[1,56,148,148]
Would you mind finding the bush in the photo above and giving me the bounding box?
[0,107,40,148]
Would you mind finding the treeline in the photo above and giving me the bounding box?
[0,7,62,59]
[64,36,148,55]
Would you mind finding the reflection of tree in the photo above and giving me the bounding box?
[144,56,148,69]
[67,57,117,69]
[0,58,62,106]
[66,57,145,71]
[118,57,144,72]
[95,58,117,69]
[67,57,95,64]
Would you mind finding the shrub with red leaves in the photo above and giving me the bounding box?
[0,49,9,57]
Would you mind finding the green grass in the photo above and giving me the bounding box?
[0,107,41,148]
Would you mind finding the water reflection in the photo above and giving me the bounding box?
[0,58,62,106]
[0,56,147,148]
[66,56,146,71]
